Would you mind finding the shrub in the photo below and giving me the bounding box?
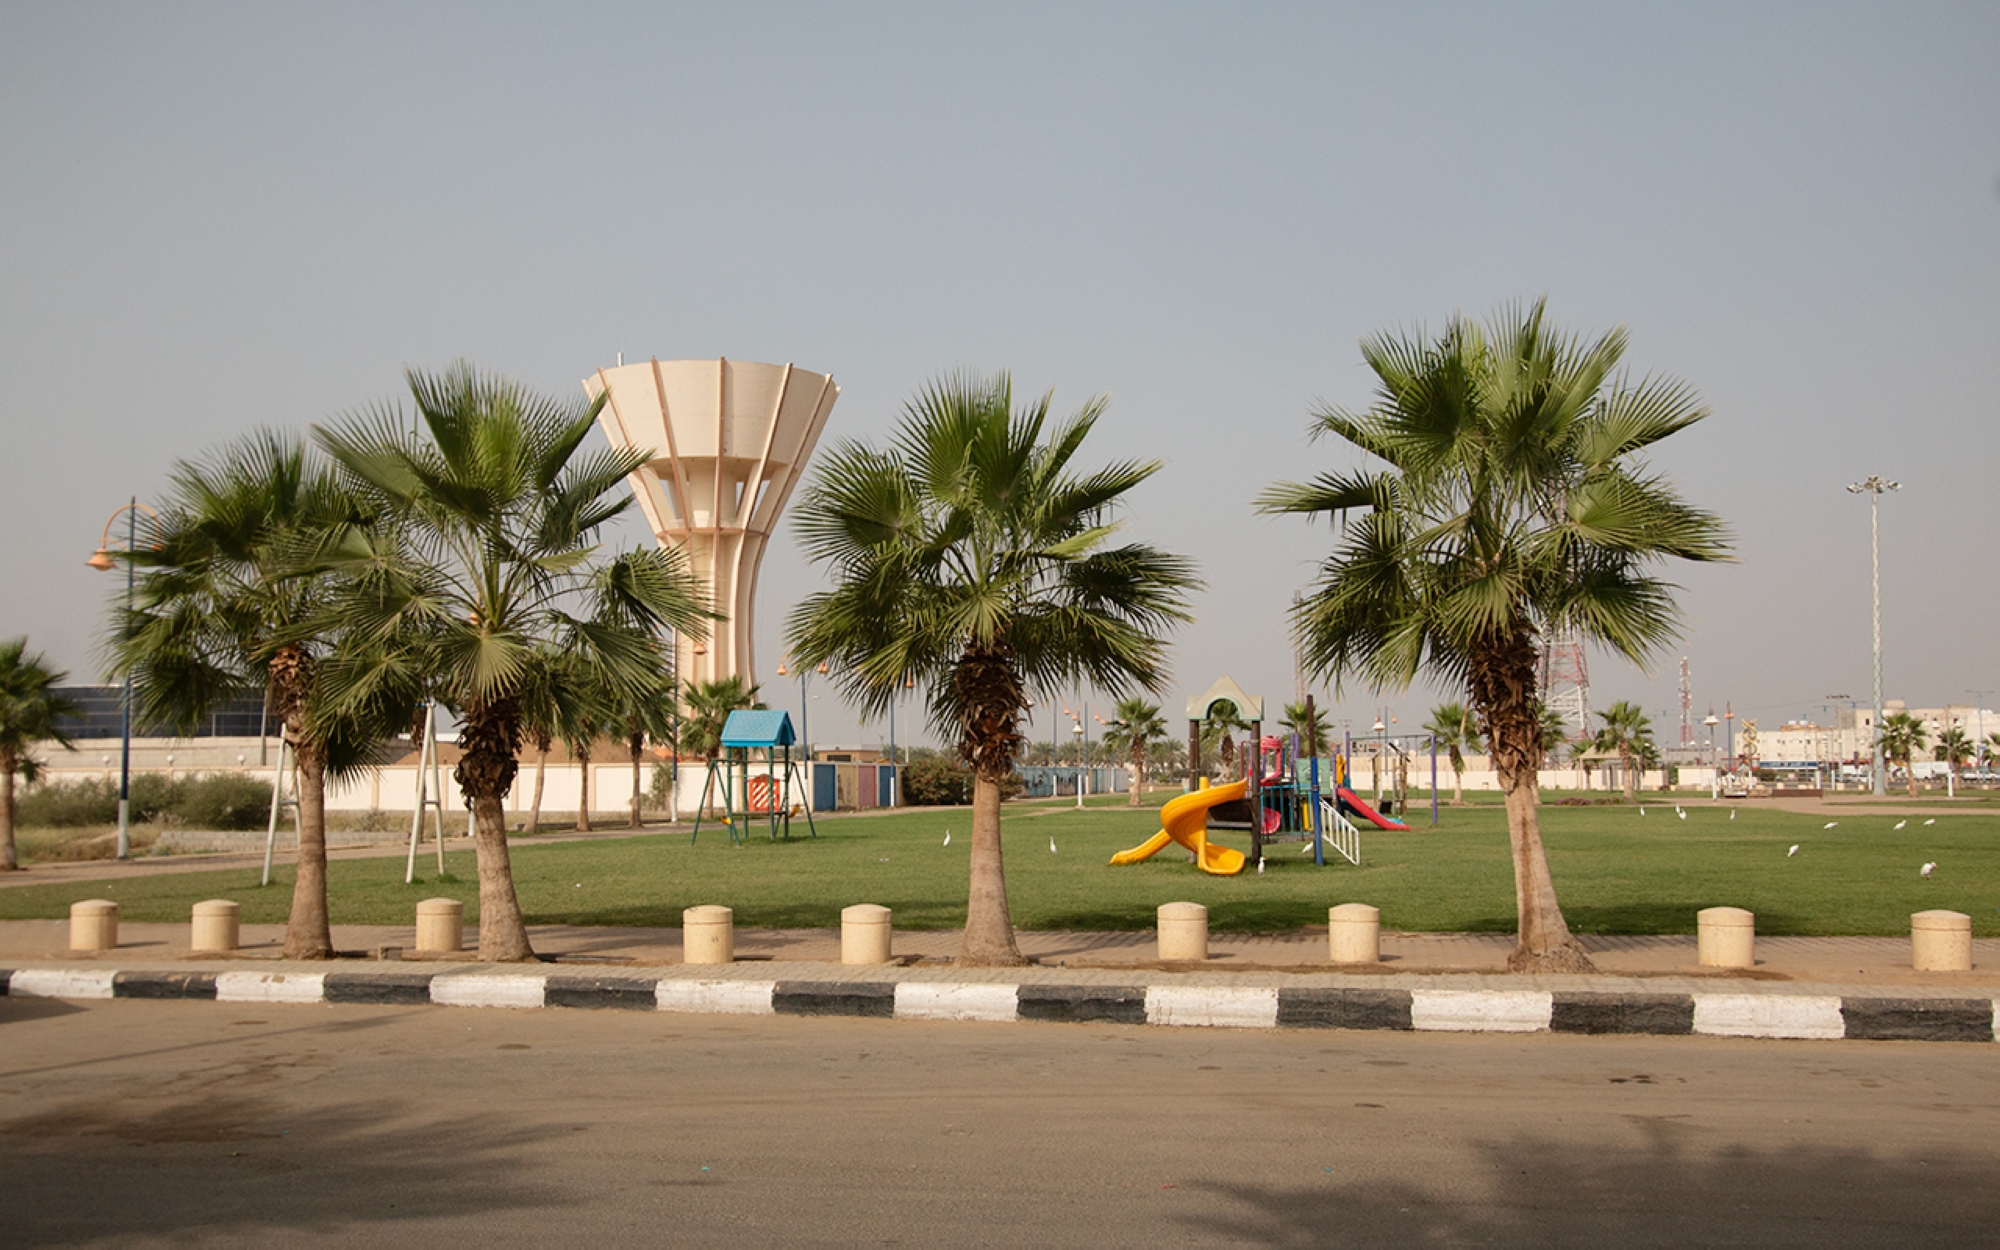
[902,753,974,806]
[173,773,273,830]
[17,776,118,827]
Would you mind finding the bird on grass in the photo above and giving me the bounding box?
[942,830,951,847]
[1823,821,1839,829]
[1730,810,1736,821]
[1049,836,1058,854]
[1924,818,1936,826]
[1893,820,1907,831]
[1639,807,1646,816]
[1677,809,1688,821]
[1257,857,1266,875]
[1921,862,1937,878]
[1788,845,1799,857]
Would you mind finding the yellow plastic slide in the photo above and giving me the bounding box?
[1109,780,1249,876]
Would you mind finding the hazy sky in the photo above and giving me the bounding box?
[4,2,1996,754]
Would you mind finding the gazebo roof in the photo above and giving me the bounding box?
[719,709,797,748]
[1186,676,1264,723]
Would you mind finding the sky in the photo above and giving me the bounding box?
[3,2,1997,756]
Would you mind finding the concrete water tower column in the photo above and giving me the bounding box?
[585,358,840,692]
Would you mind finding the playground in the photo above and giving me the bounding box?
[2,795,1994,938]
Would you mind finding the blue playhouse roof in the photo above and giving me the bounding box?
[719,709,797,748]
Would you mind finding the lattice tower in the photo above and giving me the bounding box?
[1538,623,1591,744]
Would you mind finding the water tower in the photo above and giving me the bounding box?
[584,357,840,693]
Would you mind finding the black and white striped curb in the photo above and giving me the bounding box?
[5,967,1997,1042]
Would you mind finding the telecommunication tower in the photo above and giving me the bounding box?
[1678,657,1694,747]
[1538,623,1591,743]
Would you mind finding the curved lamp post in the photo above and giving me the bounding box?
[87,498,157,860]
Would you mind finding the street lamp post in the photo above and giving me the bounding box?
[1968,689,1992,779]
[1848,476,1899,796]
[87,498,155,861]
[1704,710,1720,800]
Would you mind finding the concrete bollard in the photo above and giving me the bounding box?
[1911,909,1973,972]
[1697,906,1755,968]
[69,899,118,952]
[842,904,893,965]
[1329,903,1381,964]
[1157,901,1208,962]
[191,899,241,952]
[414,898,465,953]
[682,904,734,965]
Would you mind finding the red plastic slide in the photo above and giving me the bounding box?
[1336,786,1409,830]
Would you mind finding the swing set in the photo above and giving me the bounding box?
[691,709,817,844]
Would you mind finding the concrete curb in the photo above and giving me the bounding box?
[4,964,1996,1043]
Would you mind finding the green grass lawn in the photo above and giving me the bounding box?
[1,798,1992,936]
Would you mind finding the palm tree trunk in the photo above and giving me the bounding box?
[1501,778,1591,971]
[457,699,535,962]
[284,742,333,960]
[0,753,18,871]
[958,773,1026,966]
[1471,625,1594,974]
[1621,748,1636,803]
[1129,742,1143,806]
[575,746,592,832]
[527,744,546,834]
[1451,766,1463,807]
[470,793,534,961]
[629,734,643,829]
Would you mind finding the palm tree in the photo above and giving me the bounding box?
[1101,697,1167,806]
[1424,702,1480,805]
[1260,301,1732,972]
[117,432,396,958]
[1279,700,1333,760]
[1201,698,1251,778]
[680,677,762,764]
[0,639,79,871]
[1592,701,1655,803]
[1880,711,1928,798]
[313,364,713,962]
[615,663,677,829]
[787,371,1198,966]
[1933,727,1972,789]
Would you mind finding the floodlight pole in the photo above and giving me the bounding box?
[1848,476,1898,796]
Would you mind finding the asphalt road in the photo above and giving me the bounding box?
[3,999,1997,1246]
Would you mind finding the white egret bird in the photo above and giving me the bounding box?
[1788,845,1799,857]
[1921,861,1937,877]
[1824,821,1838,829]
[1893,820,1906,831]
[942,830,951,846]
[1049,836,1058,854]
[1257,857,1266,875]
[1924,818,1936,826]
[1730,810,1737,821]
[1677,810,1687,820]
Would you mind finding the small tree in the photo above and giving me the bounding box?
[680,677,761,764]
[315,364,712,962]
[0,639,78,871]
[117,432,399,958]
[1591,701,1655,802]
[1880,712,1929,798]
[1279,701,1332,759]
[1423,701,1479,805]
[1933,727,1972,789]
[1101,697,1167,805]
[1201,699,1250,778]
[787,371,1197,965]
[1262,301,1731,971]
